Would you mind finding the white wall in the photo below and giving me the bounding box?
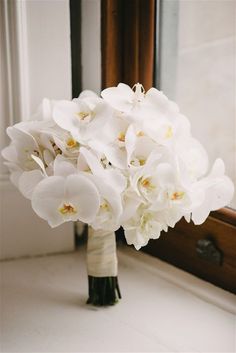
[26,0,72,114]
[0,2,10,180]
[0,0,74,259]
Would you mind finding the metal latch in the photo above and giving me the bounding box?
[196,238,223,266]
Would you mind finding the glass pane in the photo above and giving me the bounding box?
[158,0,236,209]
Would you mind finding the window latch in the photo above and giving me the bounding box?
[196,238,223,266]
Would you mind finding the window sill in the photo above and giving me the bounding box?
[1,245,235,352]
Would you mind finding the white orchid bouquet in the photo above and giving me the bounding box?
[2,83,234,306]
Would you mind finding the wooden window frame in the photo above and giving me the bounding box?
[70,0,82,99]
[101,0,155,90]
[101,0,236,294]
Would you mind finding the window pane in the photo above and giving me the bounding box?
[158,0,236,208]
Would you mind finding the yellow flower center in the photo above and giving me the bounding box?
[165,126,173,139]
[75,111,90,120]
[141,178,150,188]
[66,138,79,149]
[117,132,126,142]
[141,178,155,190]
[100,202,109,211]
[171,191,185,200]
[130,158,146,166]
[136,131,144,137]
[139,158,146,166]
[59,203,77,215]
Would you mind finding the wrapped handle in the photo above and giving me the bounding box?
[87,228,118,277]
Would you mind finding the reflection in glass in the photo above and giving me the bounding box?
[158,0,236,208]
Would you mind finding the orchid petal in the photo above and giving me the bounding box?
[101,83,134,112]
[10,171,22,188]
[53,100,79,137]
[43,149,54,166]
[191,159,234,224]
[53,155,77,177]
[78,90,98,99]
[31,155,47,175]
[1,145,17,163]
[79,147,104,175]
[65,174,100,223]
[19,170,45,199]
[145,87,179,114]
[32,176,66,227]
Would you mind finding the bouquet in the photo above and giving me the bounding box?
[2,83,234,306]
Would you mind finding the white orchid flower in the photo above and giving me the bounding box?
[3,151,47,201]
[125,104,190,146]
[141,113,190,146]
[1,123,57,199]
[102,83,179,117]
[79,147,127,192]
[88,113,129,169]
[53,96,112,143]
[122,203,168,250]
[20,154,78,201]
[44,128,81,158]
[131,155,192,215]
[190,159,234,224]
[102,84,190,146]
[101,83,145,113]
[125,124,159,168]
[1,125,42,177]
[1,84,234,252]
[31,172,100,228]
[4,120,58,173]
[90,178,123,231]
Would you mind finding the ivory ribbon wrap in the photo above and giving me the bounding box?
[87,228,118,277]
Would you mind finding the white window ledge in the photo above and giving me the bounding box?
[0,245,235,352]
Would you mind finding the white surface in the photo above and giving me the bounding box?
[1,246,235,353]
[0,0,74,258]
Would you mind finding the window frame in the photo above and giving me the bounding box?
[101,0,155,90]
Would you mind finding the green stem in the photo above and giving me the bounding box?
[87,276,121,306]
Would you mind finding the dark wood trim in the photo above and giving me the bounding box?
[101,0,123,89]
[154,0,162,88]
[212,208,236,227]
[70,0,82,98]
[101,0,155,90]
[143,216,236,294]
[138,0,155,89]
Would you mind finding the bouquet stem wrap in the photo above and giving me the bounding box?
[86,227,121,306]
